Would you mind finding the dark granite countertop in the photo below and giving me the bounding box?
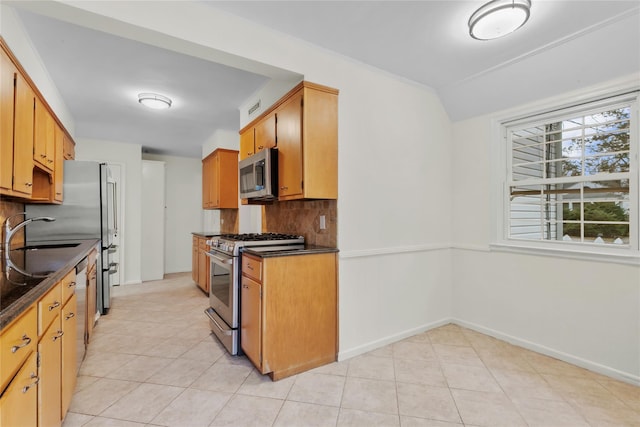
[0,239,100,330]
[242,245,339,258]
[192,231,220,238]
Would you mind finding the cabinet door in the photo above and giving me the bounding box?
[34,97,54,172]
[276,91,303,199]
[38,315,62,427]
[254,113,276,153]
[239,128,255,161]
[192,237,199,284]
[209,153,220,208]
[53,125,64,202]
[13,71,34,197]
[87,263,97,343]
[0,352,38,427]
[202,156,211,208]
[197,243,209,293]
[0,50,15,192]
[240,276,262,370]
[63,134,75,160]
[61,294,78,418]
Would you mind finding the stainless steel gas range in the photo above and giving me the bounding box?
[204,233,304,355]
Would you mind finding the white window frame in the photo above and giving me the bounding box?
[491,86,640,265]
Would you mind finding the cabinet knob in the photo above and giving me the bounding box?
[280,186,288,190]
[257,145,264,150]
[48,301,61,311]
[47,159,54,163]
[40,154,46,158]
[25,182,33,187]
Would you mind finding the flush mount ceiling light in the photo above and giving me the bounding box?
[469,0,531,40]
[138,92,172,109]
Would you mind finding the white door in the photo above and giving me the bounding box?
[141,160,166,281]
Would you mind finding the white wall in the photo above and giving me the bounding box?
[451,80,640,383]
[76,138,143,285]
[143,153,202,274]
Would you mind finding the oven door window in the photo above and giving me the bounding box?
[210,261,231,308]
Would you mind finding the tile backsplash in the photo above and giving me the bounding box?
[0,200,26,248]
[263,199,337,248]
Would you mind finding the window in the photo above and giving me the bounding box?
[500,92,639,257]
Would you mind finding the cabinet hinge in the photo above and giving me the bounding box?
[301,180,304,190]
[260,288,262,299]
[37,351,41,368]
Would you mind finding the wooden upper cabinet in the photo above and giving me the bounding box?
[278,83,338,201]
[202,149,238,209]
[238,81,338,202]
[1,38,75,202]
[276,92,304,199]
[34,97,55,172]
[53,125,64,202]
[239,128,255,161]
[63,134,75,160]
[255,113,276,154]
[12,69,35,198]
[239,113,276,161]
[0,49,16,192]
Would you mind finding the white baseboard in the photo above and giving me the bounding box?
[337,317,452,361]
[453,319,640,387]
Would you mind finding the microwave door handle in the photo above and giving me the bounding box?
[206,252,233,265]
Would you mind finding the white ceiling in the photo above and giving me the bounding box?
[12,1,640,158]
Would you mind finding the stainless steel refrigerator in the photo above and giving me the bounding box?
[26,160,118,314]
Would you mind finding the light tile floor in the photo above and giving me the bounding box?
[62,273,640,427]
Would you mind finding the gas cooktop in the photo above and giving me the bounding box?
[218,233,303,241]
[209,233,305,255]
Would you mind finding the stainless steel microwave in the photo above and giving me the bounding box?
[238,148,278,201]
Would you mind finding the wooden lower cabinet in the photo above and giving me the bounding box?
[61,293,78,417]
[38,314,62,427]
[192,236,210,293]
[0,351,38,427]
[0,262,85,426]
[240,276,262,368]
[240,252,337,380]
[192,236,199,284]
[87,254,97,344]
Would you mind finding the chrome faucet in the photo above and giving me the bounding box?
[3,212,56,254]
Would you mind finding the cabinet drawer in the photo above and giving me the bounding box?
[38,282,62,336]
[61,269,77,304]
[242,255,262,282]
[0,307,37,392]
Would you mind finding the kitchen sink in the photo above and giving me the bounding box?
[14,243,81,251]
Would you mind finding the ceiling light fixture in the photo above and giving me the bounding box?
[468,0,531,40]
[138,92,172,109]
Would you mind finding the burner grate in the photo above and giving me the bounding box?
[221,233,302,242]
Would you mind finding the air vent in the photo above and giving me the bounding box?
[248,100,261,116]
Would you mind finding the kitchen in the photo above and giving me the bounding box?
[1,1,639,426]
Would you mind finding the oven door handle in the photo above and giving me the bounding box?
[206,252,233,265]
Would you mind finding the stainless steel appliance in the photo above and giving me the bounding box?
[25,161,118,314]
[204,233,304,355]
[239,148,278,201]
